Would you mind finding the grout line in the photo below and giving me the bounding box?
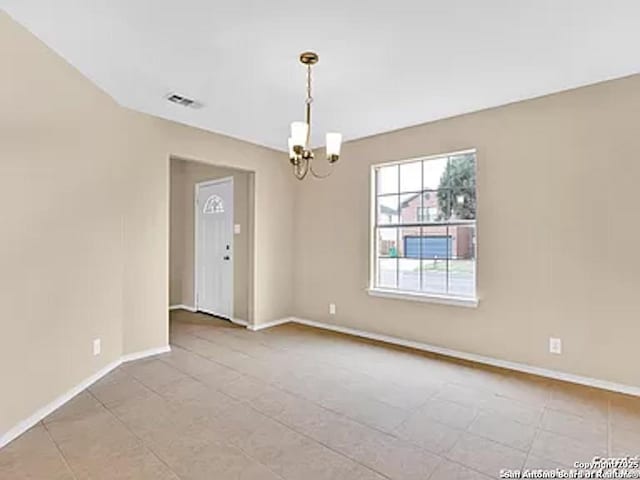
[123,346,288,480]
[165,333,397,479]
[170,326,522,480]
[174,322,539,472]
[85,388,186,480]
[521,404,545,468]
[523,428,543,469]
[40,421,80,480]
[179,317,443,413]
[169,332,411,441]
[169,319,615,477]
[523,400,546,469]
[239,400,396,480]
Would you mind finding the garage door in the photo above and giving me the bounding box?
[404,236,451,259]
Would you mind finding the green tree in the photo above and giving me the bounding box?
[437,154,476,220]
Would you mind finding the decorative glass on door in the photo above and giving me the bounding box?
[203,194,224,214]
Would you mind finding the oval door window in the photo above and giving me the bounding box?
[203,194,224,214]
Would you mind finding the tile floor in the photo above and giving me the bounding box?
[1,309,639,479]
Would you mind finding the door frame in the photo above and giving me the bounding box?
[194,176,234,318]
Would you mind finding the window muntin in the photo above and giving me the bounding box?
[372,151,477,299]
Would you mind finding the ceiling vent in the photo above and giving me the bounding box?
[166,93,203,109]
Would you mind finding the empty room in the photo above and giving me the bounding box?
[1,1,639,479]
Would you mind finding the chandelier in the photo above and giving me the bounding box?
[288,52,342,180]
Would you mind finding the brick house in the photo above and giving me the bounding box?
[379,192,474,259]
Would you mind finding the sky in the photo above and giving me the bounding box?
[377,157,447,195]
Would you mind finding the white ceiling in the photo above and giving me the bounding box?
[3,0,640,151]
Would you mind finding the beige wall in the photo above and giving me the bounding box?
[0,12,294,439]
[0,10,128,439]
[3,4,640,447]
[294,74,640,388]
[170,159,253,321]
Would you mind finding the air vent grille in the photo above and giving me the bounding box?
[166,93,202,109]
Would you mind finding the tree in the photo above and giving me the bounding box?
[437,154,476,220]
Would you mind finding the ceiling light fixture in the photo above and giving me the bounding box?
[288,52,342,180]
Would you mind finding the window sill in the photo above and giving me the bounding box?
[367,288,479,308]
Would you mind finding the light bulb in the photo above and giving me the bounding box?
[287,137,295,159]
[290,122,308,149]
[326,132,342,156]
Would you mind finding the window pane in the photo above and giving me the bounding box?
[378,258,397,289]
[414,226,451,260]
[400,193,420,223]
[399,259,421,291]
[448,260,475,297]
[422,190,449,222]
[398,227,421,258]
[422,156,448,190]
[421,259,447,295]
[377,195,399,225]
[449,188,476,220]
[443,153,476,189]
[399,161,422,193]
[377,165,399,195]
[376,227,398,289]
[377,227,398,257]
[448,225,475,297]
[450,225,475,260]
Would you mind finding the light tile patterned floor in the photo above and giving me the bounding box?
[1,309,639,479]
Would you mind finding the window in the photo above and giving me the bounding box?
[370,150,477,304]
[203,194,224,214]
[417,206,439,222]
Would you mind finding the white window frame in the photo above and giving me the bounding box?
[368,149,479,308]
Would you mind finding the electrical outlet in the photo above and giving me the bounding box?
[234,224,241,234]
[549,337,562,355]
[93,338,101,356]
[329,303,336,315]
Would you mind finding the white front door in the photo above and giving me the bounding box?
[196,178,234,319]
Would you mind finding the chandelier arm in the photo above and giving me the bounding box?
[293,158,310,180]
[309,159,334,179]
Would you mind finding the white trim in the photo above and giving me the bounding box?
[169,304,196,312]
[120,345,171,363]
[230,318,249,327]
[289,317,640,398]
[194,176,234,318]
[246,317,293,331]
[0,345,171,450]
[367,288,479,308]
[372,148,477,169]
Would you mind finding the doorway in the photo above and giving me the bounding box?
[169,157,254,324]
[195,177,234,318]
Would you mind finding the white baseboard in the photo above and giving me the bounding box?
[290,317,640,398]
[170,306,247,328]
[169,304,196,312]
[0,344,171,450]
[246,317,294,331]
[121,345,171,363]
